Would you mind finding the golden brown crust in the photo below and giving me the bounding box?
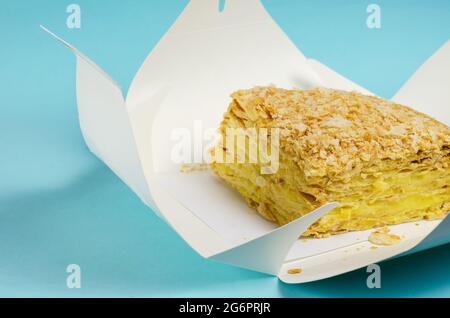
[228,86,450,182]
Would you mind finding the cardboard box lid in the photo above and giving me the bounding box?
[42,0,450,282]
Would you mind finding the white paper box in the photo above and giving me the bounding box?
[42,0,450,283]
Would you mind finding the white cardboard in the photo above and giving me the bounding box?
[393,41,450,126]
[38,27,155,210]
[42,0,450,283]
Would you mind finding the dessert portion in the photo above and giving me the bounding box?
[210,86,450,237]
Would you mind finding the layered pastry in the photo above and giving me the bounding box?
[210,86,450,237]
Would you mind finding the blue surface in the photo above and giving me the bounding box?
[0,0,449,297]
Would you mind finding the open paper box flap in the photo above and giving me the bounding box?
[210,203,337,275]
[125,0,323,109]
[279,219,441,283]
[392,40,450,126]
[40,26,155,209]
[43,0,449,282]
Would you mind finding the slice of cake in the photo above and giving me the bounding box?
[209,86,450,237]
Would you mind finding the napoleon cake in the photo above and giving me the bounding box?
[209,86,450,237]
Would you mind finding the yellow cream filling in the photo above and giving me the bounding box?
[211,161,450,237]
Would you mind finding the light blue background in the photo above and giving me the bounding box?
[0,0,449,297]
